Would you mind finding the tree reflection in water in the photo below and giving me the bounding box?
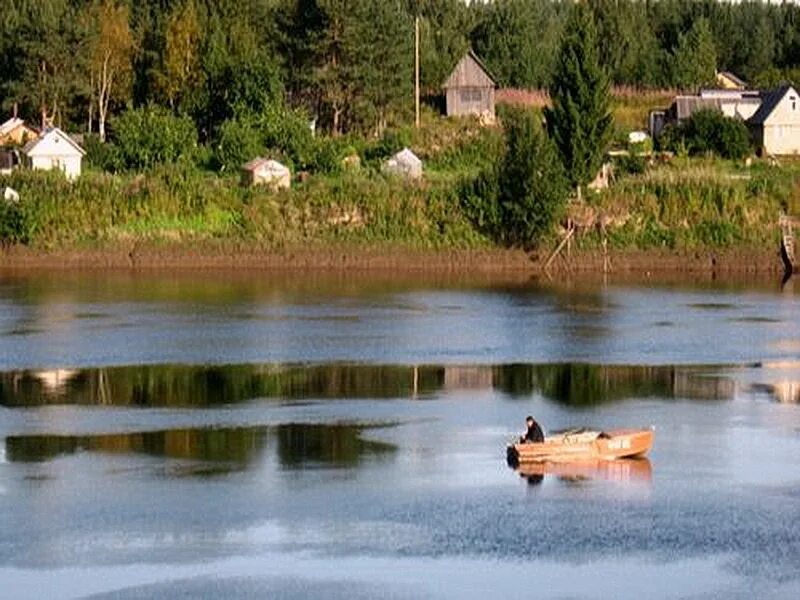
[0,362,741,409]
[5,423,397,473]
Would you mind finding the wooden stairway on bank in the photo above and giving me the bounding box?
[781,214,796,274]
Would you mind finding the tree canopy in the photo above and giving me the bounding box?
[3,0,800,138]
[545,2,612,192]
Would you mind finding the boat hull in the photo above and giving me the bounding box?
[515,457,652,483]
[507,428,654,464]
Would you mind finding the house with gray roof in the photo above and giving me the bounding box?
[748,85,800,156]
[650,85,800,155]
[442,50,497,120]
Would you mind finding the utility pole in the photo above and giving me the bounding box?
[415,14,420,128]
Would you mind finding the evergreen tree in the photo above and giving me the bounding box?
[498,108,569,247]
[545,2,612,195]
[413,0,475,92]
[472,0,565,89]
[671,17,716,90]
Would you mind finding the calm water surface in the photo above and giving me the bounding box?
[0,271,799,599]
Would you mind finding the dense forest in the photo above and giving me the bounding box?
[3,0,800,140]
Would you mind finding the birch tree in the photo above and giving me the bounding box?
[160,0,204,112]
[84,1,136,140]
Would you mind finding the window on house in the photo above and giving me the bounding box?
[459,89,483,105]
[792,96,797,110]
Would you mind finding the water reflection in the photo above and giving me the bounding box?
[0,362,743,408]
[513,458,653,485]
[4,423,396,471]
[493,363,735,403]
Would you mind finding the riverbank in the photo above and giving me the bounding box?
[0,243,784,275]
[1,118,794,272]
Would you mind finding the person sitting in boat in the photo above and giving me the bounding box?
[520,416,544,444]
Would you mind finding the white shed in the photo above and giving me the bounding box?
[22,128,85,180]
[241,157,291,189]
[382,148,422,179]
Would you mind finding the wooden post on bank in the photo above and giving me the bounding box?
[415,16,420,129]
[780,213,796,274]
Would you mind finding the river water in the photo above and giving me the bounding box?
[0,271,799,599]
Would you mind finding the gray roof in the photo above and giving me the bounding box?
[671,96,722,120]
[442,50,496,90]
[748,84,795,125]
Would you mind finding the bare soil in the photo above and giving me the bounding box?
[0,243,785,276]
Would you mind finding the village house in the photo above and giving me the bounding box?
[650,89,762,138]
[0,116,37,147]
[240,157,291,189]
[21,127,85,180]
[650,85,800,155]
[442,50,497,120]
[382,148,422,179]
[748,84,800,156]
[715,71,748,90]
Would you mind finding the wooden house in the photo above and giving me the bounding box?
[21,127,85,180]
[240,158,291,189]
[442,51,497,120]
[0,117,38,147]
[748,85,800,156]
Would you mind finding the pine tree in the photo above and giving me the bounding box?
[545,2,612,195]
[498,108,569,247]
[672,17,717,91]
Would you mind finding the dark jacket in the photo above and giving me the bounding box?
[524,421,544,443]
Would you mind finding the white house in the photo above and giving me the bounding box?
[748,85,800,156]
[382,148,423,179]
[240,157,291,189]
[22,128,85,180]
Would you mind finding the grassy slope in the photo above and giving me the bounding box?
[1,96,796,255]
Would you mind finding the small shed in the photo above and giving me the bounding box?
[442,50,497,120]
[241,158,291,189]
[22,127,85,180]
[0,117,38,147]
[382,148,422,179]
[748,84,800,156]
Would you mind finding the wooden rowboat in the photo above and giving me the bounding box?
[507,428,654,465]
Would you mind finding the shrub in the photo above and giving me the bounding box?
[0,197,27,244]
[108,105,199,171]
[461,107,569,247]
[363,128,412,165]
[460,166,502,235]
[497,108,570,246]
[214,115,264,172]
[616,154,647,176]
[659,109,751,159]
[83,134,115,171]
[214,105,315,172]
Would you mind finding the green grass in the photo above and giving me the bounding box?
[0,114,793,256]
[572,157,790,250]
